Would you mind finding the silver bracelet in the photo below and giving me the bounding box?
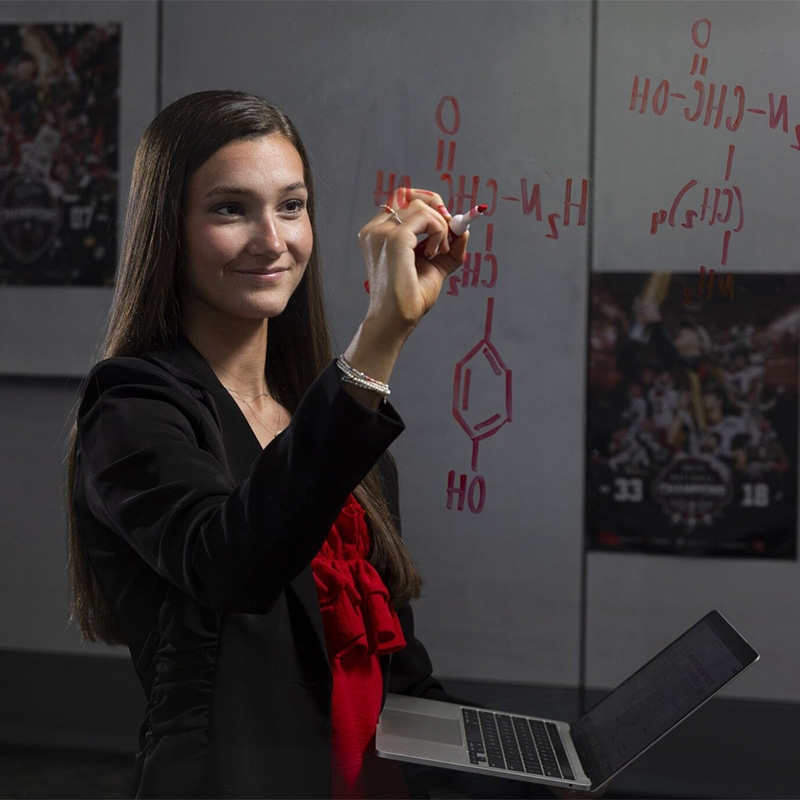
[336,355,391,399]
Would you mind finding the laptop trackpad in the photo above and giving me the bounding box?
[382,710,463,746]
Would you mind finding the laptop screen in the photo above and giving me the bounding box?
[571,610,759,787]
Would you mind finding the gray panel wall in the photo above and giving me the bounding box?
[0,380,95,653]
[588,0,800,702]
[160,0,592,686]
[0,0,157,655]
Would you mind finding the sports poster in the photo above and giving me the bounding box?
[586,272,799,559]
[0,23,120,286]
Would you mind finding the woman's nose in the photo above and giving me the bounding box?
[248,215,286,257]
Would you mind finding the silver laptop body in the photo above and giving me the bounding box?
[376,610,759,792]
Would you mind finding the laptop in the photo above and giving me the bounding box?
[376,610,759,792]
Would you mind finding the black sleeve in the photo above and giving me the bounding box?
[76,358,404,614]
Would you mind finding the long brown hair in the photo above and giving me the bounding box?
[66,90,421,645]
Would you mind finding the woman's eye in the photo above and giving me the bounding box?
[283,198,306,215]
[213,203,242,216]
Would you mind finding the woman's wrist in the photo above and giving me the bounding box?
[340,319,408,409]
[336,355,391,400]
[345,319,408,376]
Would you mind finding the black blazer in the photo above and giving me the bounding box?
[73,335,452,799]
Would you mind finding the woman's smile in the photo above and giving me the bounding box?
[234,265,291,281]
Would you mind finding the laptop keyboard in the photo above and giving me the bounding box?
[461,709,575,780]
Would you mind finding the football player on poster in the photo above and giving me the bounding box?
[586,272,798,559]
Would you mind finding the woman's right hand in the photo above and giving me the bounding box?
[340,188,469,408]
[358,187,468,342]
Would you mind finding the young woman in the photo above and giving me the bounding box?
[65,90,468,799]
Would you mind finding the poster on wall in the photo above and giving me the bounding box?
[586,272,799,559]
[0,22,120,286]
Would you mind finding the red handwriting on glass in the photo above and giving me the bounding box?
[375,95,519,514]
[629,18,800,152]
[632,21,756,289]
[447,297,513,515]
[452,297,513,472]
[375,93,589,240]
[682,266,735,306]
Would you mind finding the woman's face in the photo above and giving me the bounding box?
[181,134,313,326]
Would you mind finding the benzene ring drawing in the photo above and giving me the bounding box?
[452,297,513,471]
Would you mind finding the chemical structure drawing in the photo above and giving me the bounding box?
[374,95,557,514]
[629,19,800,151]
[629,17,798,298]
[434,99,512,516]
[452,297,513,474]
[374,95,588,240]
[649,140,738,300]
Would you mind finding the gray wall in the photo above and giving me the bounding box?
[0,0,157,658]
[1,0,799,706]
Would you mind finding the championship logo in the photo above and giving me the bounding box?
[652,454,732,528]
[0,174,60,265]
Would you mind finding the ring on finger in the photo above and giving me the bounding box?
[379,204,403,225]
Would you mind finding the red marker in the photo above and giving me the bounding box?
[416,203,488,258]
[447,204,489,236]
[365,204,488,293]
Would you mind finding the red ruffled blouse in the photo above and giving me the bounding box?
[311,494,410,799]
